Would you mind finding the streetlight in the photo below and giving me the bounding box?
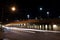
[27,14,30,19]
[11,6,16,11]
[10,6,17,21]
[47,11,49,15]
[47,11,49,18]
[40,8,43,11]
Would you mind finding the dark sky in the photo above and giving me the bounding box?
[0,0,60,22]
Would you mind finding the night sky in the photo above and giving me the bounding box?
[0,0,60,22]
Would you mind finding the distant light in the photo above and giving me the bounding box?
[27,14,30,19]
[16,20,19,22]
[59,16,60,18]
[35,17,38,20]
[6,19,8,21]
[2,25,5,28]
[47,11,49,15]
[45,25,47,30]
[5,24,11,26]
[40,25,41,29]
[40,8,43,10]
[11,6,16,11]
[53,25,57,28]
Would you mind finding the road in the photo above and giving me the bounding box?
[3,27,60,40]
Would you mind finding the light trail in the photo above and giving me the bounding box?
[3,26,60,33]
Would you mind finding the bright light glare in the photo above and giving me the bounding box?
[3,26,60,33]
[5,24,11,26]
[40,8,42,10]
[27,14,30,19]
[40,25,41,29]
[47,11,49,15]
[53,25,57,28]
[3,27,35,31]
[45,25,47,30]
[11,7,16,11]
[2,25,5,27]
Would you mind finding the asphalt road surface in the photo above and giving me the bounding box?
[3,27,60,40]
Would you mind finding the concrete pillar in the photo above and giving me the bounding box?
[44,25,45,30]
[26,23,27,28]
[20,24,21,28]
[49,25,51,30]
[38,25,40,29]
[51,24,53,30]
[47,24,49,30]
[43,25,45,30]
